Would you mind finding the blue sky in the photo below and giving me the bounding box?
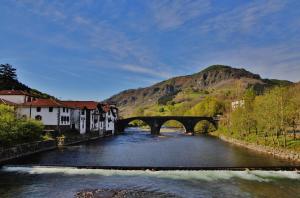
[0,0,299,100]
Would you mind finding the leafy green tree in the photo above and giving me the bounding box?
[0,104,44,147]
[185,96,224,116]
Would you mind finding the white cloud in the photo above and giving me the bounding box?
[149,0,211,30]
[198,0,286,34]
[120,64,171,79]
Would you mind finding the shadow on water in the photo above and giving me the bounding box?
[5,127,299,168]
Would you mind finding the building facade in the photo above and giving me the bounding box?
[0,90,119,135]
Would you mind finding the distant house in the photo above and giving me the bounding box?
[0,90,36,104]
[98,103,119,135]
[17,98,72,132]
[60,101,100,134]
[0,98,18,106]
[60,101,119,135]
[231,100,245,110]
[0,90,119,135]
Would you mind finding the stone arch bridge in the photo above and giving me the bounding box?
[116,116,218,135]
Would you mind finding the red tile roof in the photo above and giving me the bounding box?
[0,98,18,106]
[21,98,63,107]
[60,101,99,110]
[0,90,31,96]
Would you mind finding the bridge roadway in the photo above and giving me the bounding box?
[115,116,218,135]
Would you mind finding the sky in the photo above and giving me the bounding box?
[0,0,299,100]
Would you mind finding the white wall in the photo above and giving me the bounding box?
[60,107,71,126]
[105,110,118,134]
[79,109,86,134]
[71,109,80,130]
[18,107,59,126]
[0,95,26,104]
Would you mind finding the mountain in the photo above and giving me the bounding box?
[105,65,293,117]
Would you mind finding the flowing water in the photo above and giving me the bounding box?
[0,128,299,197]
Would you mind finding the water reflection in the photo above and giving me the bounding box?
[7,128,298,167]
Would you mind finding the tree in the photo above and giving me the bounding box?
[0,104,43,147]
[0,64,17,82]
[185,96,224,117]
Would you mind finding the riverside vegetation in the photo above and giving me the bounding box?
[130,84,300,152]
[0,104,44,148]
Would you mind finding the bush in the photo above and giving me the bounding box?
[0,104,44,147]
[194,121,216,133]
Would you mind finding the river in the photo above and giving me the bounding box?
[0,128,299,197]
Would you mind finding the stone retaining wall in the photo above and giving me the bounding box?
[0,135,106,164]
[0,140,57,163]
[215,134,300,163]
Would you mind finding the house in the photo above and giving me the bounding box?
[60,101,119,135]
[0,90,37,104]
[231,100,245,110]
[97,103,119,135]
[60,101,99,134]
[0,98,18,106]
[0,90,119,135]
[17,98,73,132]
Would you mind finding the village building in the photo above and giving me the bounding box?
[60,101,119,135]
[97,103,119,135]
[60,101,100,134]
[0,98,18,106]
[0,90,37,104]
[17,98,73,132]
[0,90,119,135]
[231,100,245,110]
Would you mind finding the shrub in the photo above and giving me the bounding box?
[0,104,44,147]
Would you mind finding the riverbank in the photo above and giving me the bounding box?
[212,132,300,163]
[0,133,106,164]
[76,188,178,198]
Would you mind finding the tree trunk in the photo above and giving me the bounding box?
[284,130,287,147]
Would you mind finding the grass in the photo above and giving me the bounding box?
[214,129,300,152]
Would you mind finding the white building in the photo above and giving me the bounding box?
[97,103,118,135]
[17,98,73,132]
[231,100,245,110]
[0,90,36,104]
[0,90,119,135]
[60,101,119,135]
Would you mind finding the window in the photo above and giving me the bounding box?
[66,108,69,113]
[27,97,32,102]
[61,116,64,122]
[63,107,66,112]
[81,110,85,115]
[37,107,41,112]
[49,107,53,112]
[66,116,69,122]
[35,115,42,121]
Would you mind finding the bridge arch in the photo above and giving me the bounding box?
[194,120,217,134]
[159,119,187,133]
[125,119,151,132]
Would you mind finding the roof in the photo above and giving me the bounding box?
[60,101,99,110]
[0,98,18,106]
[21,98,63,107]
[0,90,32,96]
